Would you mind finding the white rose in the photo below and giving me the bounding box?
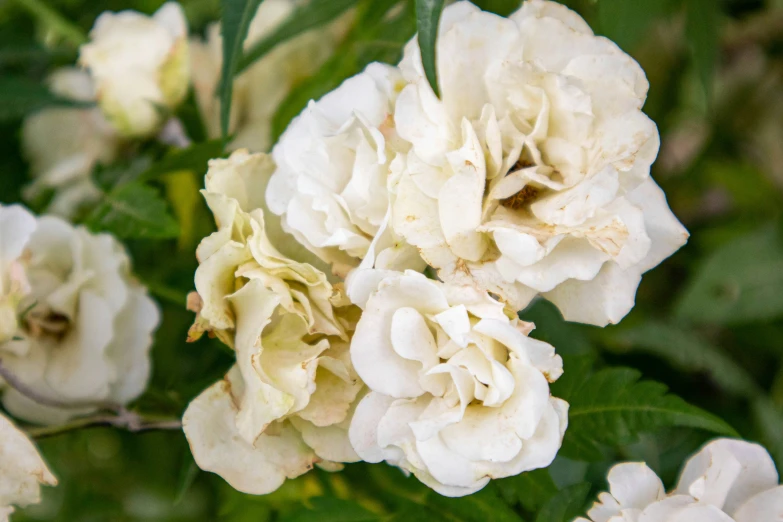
[0,206,36,345]
[390,0,689,326]
[0,207,160,425]
[0,412,57,521]
[79,2,189,137]
[577,438,783,522]
[266,62,423,278]
[346,269,567,497]
[21,68,122,218]
[190,0,345,152]
[183,150,364,495]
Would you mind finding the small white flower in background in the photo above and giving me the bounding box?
[266,62,423,278]
[79,2,189,137]
[0,412,57,521]
[577,438,783,522]
[0,206,36,345]
[347,269,567,497]
[21,68,122,218]
[183,150,364,495]
[190,0,346,152]
[0,204,160,425]
[390,0,689,326]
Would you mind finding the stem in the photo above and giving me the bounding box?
[11,0,87,47]
[26,412,182,439]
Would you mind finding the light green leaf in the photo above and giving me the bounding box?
[0,76,92,122]
[533,483,591,522]
[686,0,720,101]
[415,0,445,97]
[219,0,265,139]
[558,368,738,461]
[675,224,783,325]
[237,0,358,74]
[608,321,759,397]
[86,183,179,240]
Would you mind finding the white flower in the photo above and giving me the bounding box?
[21,68,122,218]
[577,438,783,522]
[79,2,189,137]
[266,62,423,278]
[346,269,567,497]
[183,150,364,495]
[0,206,160,425]
[390,0,688,326]
[0,206,36,345]
[190,0,345,152]
[0,412,57,521]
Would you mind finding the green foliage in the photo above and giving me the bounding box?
[597,0,672,50]
[219,0,264,139]
[675,225,783,325]
[86,182,180,239]
[0,76,92,122]
[496,469,559,513]
[557,367,738,461]
[686,0,720,101]
[533,483,590,522]
[139,140,225,181]
[415,0,444,97]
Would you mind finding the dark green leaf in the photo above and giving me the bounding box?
[675,225,783,325]
[686,0,720,101]
[92,156,154,192]
[471,0,521,16]
[598,0,672,51]
[237,0,358,74]
[86,183,179,239]
[534,483,591,522]
[496,469,558,513]
[280,497,380,522]
[415,0,445,97]
[426,486,522,522]
[560,367,738,461]
[219,0,265,139]
[608,321,759,397]
[0,76,92,122]
[139,140,225,181]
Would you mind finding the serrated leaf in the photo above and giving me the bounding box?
[0,76,92,122]
[237,0,358,74]
[416,0,445,97]
[608,321,759,397]
[280,497,380,522]
[534,483,590,522]
[219,0,265,139]
[686,0,720,101]
[496,469,558,513]
[675,224,783,325]
[559,368,738,461]
[138,140,225,181]
[86,183,179,240]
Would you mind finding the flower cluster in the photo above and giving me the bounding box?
[0,204,159,425]
[578,438,783,521]
[183,0,690,498]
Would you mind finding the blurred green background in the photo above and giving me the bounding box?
[2,0,783,520]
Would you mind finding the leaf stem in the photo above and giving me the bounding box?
[26,412,182,439]
[11,0,87,48]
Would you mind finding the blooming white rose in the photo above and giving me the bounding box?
[266,62,424,278]
[390,0,689,326]
[21,68,122,218]
[0,206,160,425]
[577,438,783,522]
[346,269,567,497]
[0,206,36,345]
[0,412,57,521]
[79,2,189,137]
[190,0,344,152]
[183,150,364,495]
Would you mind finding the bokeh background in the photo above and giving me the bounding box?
[2,0,783,520]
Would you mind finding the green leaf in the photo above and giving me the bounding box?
[675,225,783,325]
[416,0,445,97]
[471,0,522,16]
[11,0,87,47]
[219,0,265,139]
[237,0,358,74]
[86,183,180,240]
[559,367,738,461]
[534,483,591,522]
[280,497,380,522]
[608,321,760,397]
[426,486,522,522]
[496,469,559,513]
[138,140,225,181]
[686,0,720,101]
[0,76,92,122]
[598,0,671,51]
